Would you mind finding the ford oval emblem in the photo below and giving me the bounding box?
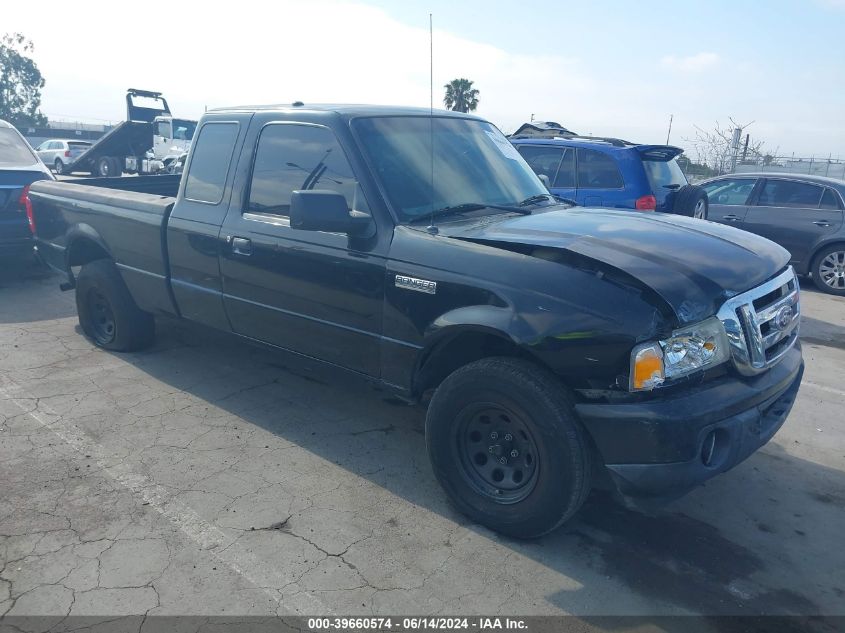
[774,305,794,330]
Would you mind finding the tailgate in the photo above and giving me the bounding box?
[636,145,688,210]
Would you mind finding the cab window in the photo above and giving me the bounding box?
[183,122,239,204]
[247,123,366,216]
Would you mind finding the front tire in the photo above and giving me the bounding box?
[812,244,845,295]
[426,357,592,538]
[76,259,155,351]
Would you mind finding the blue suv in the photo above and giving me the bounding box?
[510,135,708,218]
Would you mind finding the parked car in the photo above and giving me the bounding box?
[29,105,803,538]
[511,136,708,218]
[0,120,54,258]
[701,173,845,295]
[35,139,93,175]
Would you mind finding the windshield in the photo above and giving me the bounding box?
[172,119,197,141]
[353,116,547,221]
[643,157,688,191]
[0,127,39,167]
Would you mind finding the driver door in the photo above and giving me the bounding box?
[219,120,386,377]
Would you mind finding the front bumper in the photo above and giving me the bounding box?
[575,345,803,498]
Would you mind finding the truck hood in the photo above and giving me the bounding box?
[436,207,790,325]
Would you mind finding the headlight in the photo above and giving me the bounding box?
[629,317,730,391]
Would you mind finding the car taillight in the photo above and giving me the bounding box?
[635,194,657,211]
[65,150,71,157]
[20,185,35,234]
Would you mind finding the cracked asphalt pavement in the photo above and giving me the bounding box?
[1,256,844,619]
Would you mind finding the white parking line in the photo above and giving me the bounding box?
[0,374,329,616]
[802,380,845,398]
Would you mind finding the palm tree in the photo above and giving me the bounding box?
[443,78,479,113]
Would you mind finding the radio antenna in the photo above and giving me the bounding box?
[426,13,438,235]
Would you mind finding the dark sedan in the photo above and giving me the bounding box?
[702,172,845,295]
[1,120,54,259]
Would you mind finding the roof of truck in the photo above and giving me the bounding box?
[208,103,482,119]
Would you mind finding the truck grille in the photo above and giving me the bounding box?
[716,267,800,376]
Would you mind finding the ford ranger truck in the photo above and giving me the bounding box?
[29,104,804,538]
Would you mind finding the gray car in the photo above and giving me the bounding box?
[702,172,845,295]
[35,139,93,175]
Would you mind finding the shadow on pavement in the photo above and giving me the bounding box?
[0,256,75,323]
[3,265,843,625]
[96,314,845,625]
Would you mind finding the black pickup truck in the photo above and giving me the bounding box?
[29,104,804,538]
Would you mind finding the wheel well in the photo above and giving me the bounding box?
[413,330,541,399]
[810,241,845,271]
[67,238,110,269]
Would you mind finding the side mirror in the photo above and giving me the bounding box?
[290,190,374,237]
[537,174,551,190]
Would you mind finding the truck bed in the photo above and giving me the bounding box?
[30,177,179,316]
[66,174,181,197]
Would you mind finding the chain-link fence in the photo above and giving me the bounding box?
[678,154,845,183]
[733,156,845,180]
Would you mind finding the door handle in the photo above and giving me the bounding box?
[231,237,252,256]
[813,220,831,227]
[722,214,740,222]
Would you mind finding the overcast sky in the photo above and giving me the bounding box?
[4,0,844,158]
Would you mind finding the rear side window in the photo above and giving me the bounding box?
[0,127,38,167]
[184,122,239,204]
[758,180,823,208]
[820,189,842,210]
[577,148,623,189]
[247,123,363,216]
[68,142,91,150]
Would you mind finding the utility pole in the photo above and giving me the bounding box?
[530,113,535,123]
[665,114,673,144]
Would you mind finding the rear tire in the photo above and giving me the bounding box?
[672,184,708,219]
[54,159,65,175]
[811,244,845,296]
[109,157,123,177]
[426,357,593,539]
[76,259,155,351]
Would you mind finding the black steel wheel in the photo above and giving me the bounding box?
[426,357,593,538]
[455,404,540,504]
[85,287,117,345]
[75,259,155,351]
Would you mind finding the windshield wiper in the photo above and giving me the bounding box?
[411,202,530,223]
[517,193,555,206]
[518,193,577,207]
[663,184,682,190]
